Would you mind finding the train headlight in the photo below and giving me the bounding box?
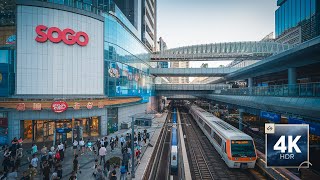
[235,157,238,160]
[250,158,252,160]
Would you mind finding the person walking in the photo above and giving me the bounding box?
[28,164,37,180]
[143,133,147,145]
[73,140,78,156]
[42,161,50,180]
[115,136,119,148]
[110,138,114,152]
[57,165,62,179]
[109,170,117,180]
[79,138,85,155]
[69,171,77,180]
[104,137,108,148]
[120,162,127,180]
[104,160,110,172]
[98,145,107,165]
[31,144,38,156]
[57,142,64,161]
[73,155,80,174]
[30,154,38,169]
[120,135,125,148]
[87,139,93,152]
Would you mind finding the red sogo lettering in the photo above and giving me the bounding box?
[35,25,89,46]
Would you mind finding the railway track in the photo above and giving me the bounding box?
[154,112,172,180]
[180,108,256,180]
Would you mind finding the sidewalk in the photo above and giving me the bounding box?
[0,113,167,180]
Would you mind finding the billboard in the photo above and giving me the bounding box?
[16,5,104,95]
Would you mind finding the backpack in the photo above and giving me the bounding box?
[55,152,61,160]
[120,165,126,174]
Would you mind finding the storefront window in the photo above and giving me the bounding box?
[22,117,100,144]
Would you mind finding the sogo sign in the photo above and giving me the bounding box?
[35,25,89,46]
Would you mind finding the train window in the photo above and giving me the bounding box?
[212,132,222,146]
[204,123,211,133]
[224,142,227,153]
[199,118,203,125]
[231,140,255,157]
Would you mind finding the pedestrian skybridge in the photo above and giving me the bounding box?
[150,67,240,77]
[151,41,293,61]
[155,84,231,96]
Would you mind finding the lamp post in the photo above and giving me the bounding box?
[131,116,135,178]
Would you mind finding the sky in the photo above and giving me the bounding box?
[157,0,278,68]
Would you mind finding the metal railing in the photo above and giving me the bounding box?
[217,83,320,97]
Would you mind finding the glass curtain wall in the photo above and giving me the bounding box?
[104,13,152,101]
[275,0,317,37]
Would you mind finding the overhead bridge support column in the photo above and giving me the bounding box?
[248,77,253,95]
[239,109,245,131]
[288,68,297,95]
[288,68,297,85]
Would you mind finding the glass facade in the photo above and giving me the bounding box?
[275,0,317,37]
[0,0,153,99]
[0,49,15,96]
[104,14,152,101]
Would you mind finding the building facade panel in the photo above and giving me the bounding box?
[16,5,104,95]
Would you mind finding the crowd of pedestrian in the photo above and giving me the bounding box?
[1,128,151,180]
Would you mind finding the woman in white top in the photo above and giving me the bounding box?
[73,140,78,156]
[79,138,85,155]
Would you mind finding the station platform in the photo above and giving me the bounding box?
[176,108,192,180]
[132,112,168,179]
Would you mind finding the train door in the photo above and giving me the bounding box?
[221,141,228,162]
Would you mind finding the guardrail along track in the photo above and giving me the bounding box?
[180,108,254,180]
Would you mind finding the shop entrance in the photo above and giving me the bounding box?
[21,116,100,145]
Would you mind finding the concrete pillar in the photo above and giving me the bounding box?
[248,77,253,88]
[288,68,297,85]
[100,111,108,136]
[238,109,245,131]
[248,77,253,95]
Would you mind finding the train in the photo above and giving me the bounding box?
[186,103,257,168]
[170,108,178,174]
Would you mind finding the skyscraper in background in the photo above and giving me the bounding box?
[275,0,320,45]
[157,37,169,68]
[114,0,157,51]
[170,61,189,84]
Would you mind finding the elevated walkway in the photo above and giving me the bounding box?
[150,67,239,77]
[151,41,293,61]
[202,94,320,119]
[214,36,320,83]
[155,84,230,91]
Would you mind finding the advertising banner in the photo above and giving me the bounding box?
[260,111,281,123]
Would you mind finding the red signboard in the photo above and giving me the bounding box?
[51,101,68,113]
[35,25,89,46]
[87,102,93,109]
[16,103,26,111]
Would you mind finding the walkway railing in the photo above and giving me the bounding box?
[217,83,320,97]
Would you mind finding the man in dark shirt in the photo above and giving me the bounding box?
[42,161,50,180]
[73,155,79,173]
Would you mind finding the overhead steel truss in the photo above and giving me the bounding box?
[151,41,294,61]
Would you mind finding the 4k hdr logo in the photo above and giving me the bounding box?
[35,25,89,46]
